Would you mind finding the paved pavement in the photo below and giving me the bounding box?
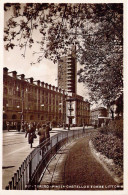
[2,126,93,189]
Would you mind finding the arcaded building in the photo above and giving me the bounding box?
[3,67,90,130]
[3,67,66,129]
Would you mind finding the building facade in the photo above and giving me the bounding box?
[3,67,90,130]
[3,67,66,130]
[66,93,90,126]
[91,107,109,127]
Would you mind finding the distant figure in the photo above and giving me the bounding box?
[7,122,10,132]
[63,122,65,129]
[49,122,52,131]
[24,122,27,133]
[45,122,51,149]
[25,123,35,148]
[17,122,21,132]
[83,123,85,133]
[36,122,41,132]
[46,123,50,138]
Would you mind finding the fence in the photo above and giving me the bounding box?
[5,128,85,190]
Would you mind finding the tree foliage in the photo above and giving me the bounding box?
[4,3,123,107]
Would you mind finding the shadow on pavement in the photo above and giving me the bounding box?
[2,166,15,169]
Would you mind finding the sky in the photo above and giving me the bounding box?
[4,4,89,100]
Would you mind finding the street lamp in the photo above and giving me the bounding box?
[41,104,44,108]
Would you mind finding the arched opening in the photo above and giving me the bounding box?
[3,113,7,119]
[12,114,17,120]
[41,116,44,120]
[30,115,34,120]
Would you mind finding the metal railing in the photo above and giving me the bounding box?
[5,128,85,190]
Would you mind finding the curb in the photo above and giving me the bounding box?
[89,140,123,185]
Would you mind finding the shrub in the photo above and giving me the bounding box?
[108,118,123,139]
[99,117,123,139]
[91,132,123,168]
[99,125,109,134]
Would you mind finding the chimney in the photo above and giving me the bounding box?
[37,80,40,86]
[45,83,48,89]
[49,84,51,90]
[3,67,8,75]
[21,74,25,80]
[12,71,17,78]
[52,86,55,91]
[56,87,58,92]
[29,77,33,84]
[41,82,44,88]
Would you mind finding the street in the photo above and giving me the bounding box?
[2,130,39,189]
[2,128,65,189]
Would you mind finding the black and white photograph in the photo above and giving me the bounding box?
[1,0,128,193]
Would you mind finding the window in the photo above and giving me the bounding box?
[4,87,8,95]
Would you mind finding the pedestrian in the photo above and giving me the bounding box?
[45,122,51,149]
[24,122,28,134]
[36,122,40,132]
[7,122,10,132]
[49,122,52,131]
[14,122,17,130]
[68,123,70,130]
[25,123,35,148]
[45,122,50,138]
[63,122,66,129]
[17,122,21,132]
[38,124,46,145]
[33,122,36,131]
[83,122,85,133]
[38,124,46,156]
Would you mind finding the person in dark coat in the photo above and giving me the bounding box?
[17,122,21,132]
[38,124,46,145]
[38,124,46,156]
[45,122,51,149]
[83,122,85,133]
[45,123,50,139]
[25,123,35,148]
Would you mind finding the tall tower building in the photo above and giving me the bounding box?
[58,46,77,94]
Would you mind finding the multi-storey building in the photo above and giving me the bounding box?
[66,93,90,126]
[3,67,90,130]
[58,46,77,94]
[3,67,66,130]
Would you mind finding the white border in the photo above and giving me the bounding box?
[0,0,128,195]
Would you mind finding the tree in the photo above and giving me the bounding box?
[4,3,123,109]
